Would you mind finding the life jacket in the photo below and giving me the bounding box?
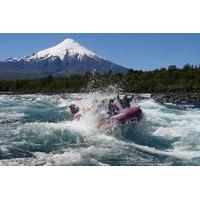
[107,103,119,115]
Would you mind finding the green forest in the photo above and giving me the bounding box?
[0,64,200,93]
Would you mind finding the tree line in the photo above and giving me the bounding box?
[0,64,200,93]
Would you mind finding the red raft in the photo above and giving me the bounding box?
[108,106,143,124]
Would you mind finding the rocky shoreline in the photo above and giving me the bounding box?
[151,92,200,104]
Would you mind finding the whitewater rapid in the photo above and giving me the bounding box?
[0,93,200,165]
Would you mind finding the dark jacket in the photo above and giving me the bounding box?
[107,103,119,115]
[117,95,134,109]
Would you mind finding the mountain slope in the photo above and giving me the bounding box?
[0,38,128,80]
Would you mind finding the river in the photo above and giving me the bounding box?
[0,93,199,165]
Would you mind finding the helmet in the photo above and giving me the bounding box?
[69,104,76,108]
[109,99,114,103]
[123,94,128,99]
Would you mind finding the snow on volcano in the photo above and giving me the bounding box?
[27,38,98,61]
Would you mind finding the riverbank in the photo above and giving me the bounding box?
[152,92,200,104]
[0,91,13,95]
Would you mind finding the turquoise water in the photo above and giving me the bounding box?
[0,93,200,165]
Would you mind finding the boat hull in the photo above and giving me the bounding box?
[109,107,143,124]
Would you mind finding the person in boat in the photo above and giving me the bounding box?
[69,104,80,120]
[107,99,120,116]
[96,99,119,128]
[117,93,134,109]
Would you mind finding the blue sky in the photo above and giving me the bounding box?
[0,33,199,70]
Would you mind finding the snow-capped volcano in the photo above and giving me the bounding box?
[26,38,97,61]
[0,38,128,79]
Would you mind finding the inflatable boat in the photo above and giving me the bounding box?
[96,106,143,128]
[109,106,143,124]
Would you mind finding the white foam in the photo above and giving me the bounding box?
[138,99,200,158]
